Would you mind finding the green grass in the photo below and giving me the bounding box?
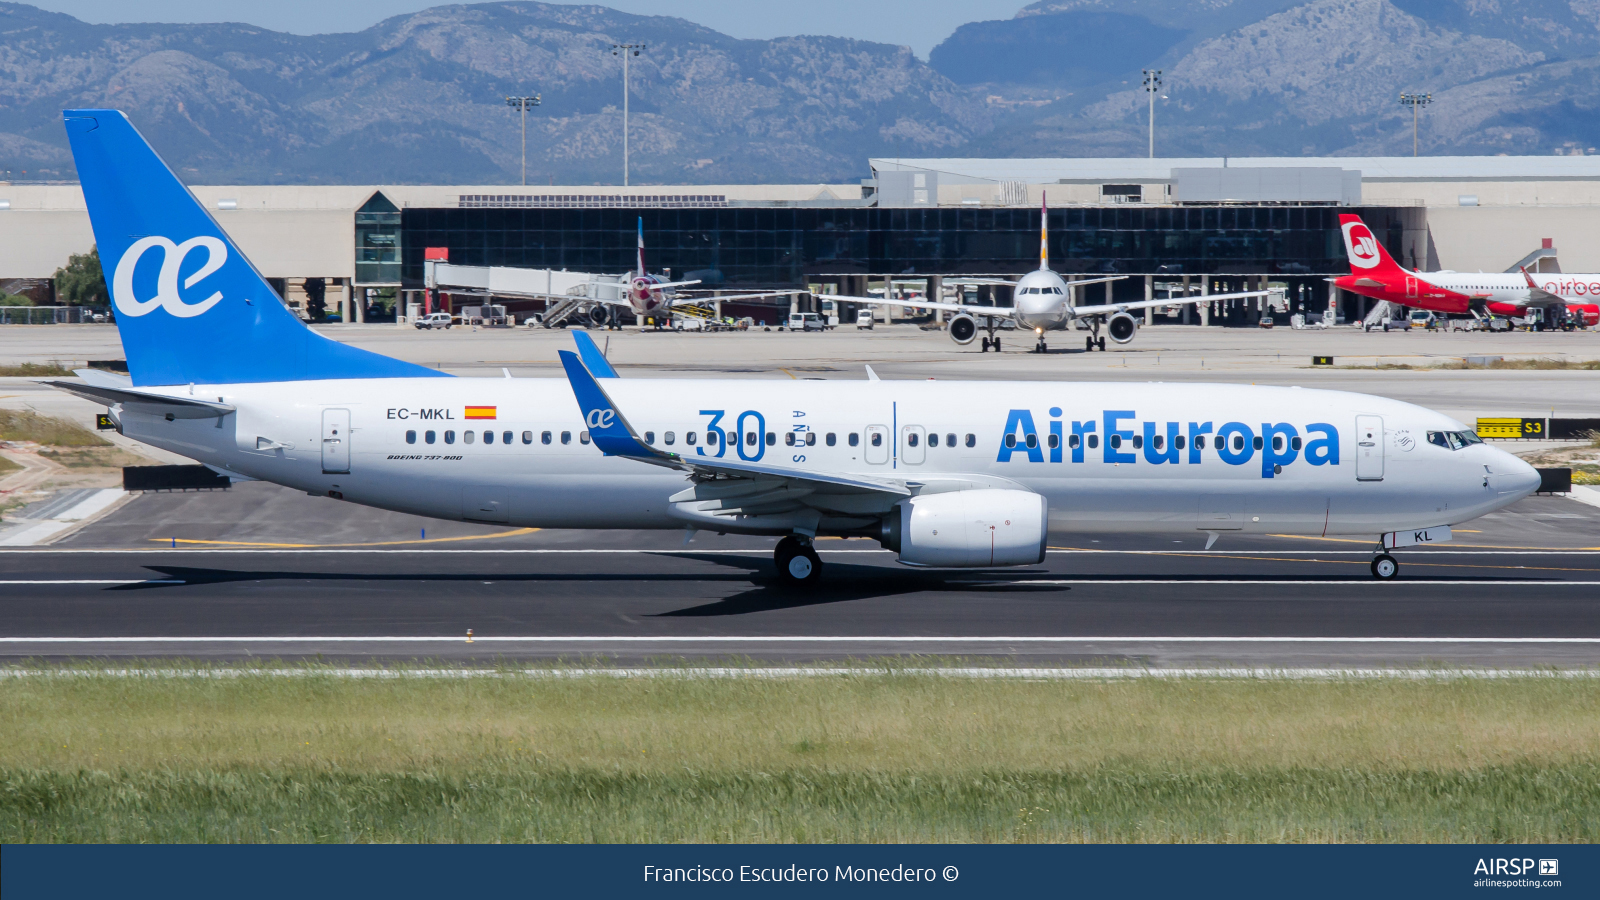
[0,362,75,377]
[3,665,1599,843]
[0,408,109,447]
[0,455,19,477]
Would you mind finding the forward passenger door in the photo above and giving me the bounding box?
[1356,415,1384,481]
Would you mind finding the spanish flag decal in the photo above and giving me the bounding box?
[464,406,497,420]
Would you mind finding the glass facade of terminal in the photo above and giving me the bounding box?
[400,205,1422,291]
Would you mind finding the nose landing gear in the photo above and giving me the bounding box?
[775,535,823,586]
[1371,553,1399,579]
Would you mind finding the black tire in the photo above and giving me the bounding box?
[1371,554,1399,580]
[1097,337,1106,351]
[980,337,989,352]
[777,547,823,586]
[993,338,1001,352]
[1086,336,1094,352]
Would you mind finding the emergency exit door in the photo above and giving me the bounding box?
[1355,415,1383,481]
[321,408,350,474]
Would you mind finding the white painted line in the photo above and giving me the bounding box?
[1571,485,1600,510]
[955,579,1600,586]
[54,488,125,522]
[1,635,1598,644]
[0,579,184,585]
[0,521,77,547]
[1,667,1596,680]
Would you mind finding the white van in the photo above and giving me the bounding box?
[856,310,874,330]
[785,312,826,332]
[413,312,453,330]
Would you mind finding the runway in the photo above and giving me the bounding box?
[4,528,1600,665]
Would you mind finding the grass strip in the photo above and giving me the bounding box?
[3,663,1598,843]
[0,363,75,377]
[0,408,109,447]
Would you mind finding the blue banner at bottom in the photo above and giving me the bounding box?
[3,844,1592,898]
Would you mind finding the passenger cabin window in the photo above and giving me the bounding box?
[1252,436,1263,450]
[1047,434,1058,449]
[1232,435,1244,451]
[425,430,436,444]
[1195,436,1206,449]
[686,432,697,446]
[1109,435,1121,449]
[805,433,816,446]
[541,431,552,444]
[826,433,837,446]
[1005,434,1017,449]
[665,432,676,445]
[1131,435,1142,450]
[785,433,796,446]
[444,430,456,444]
[523,431,533,445]
[965,433,976,447]
[644,431,655,444]
[464,431,475,444]
[1087,434,1099,449]
[1175,435,1186,450]
[849,433,859,447]
[482,431,492,444]
[1068,434,1080,449]
[707,431,719,446]
[1151,435,1162,450]
[946,433,956,447]
[580,431,591,444]
[766,432,776,445]
[929,433,939,447]
[504,431,513,445]
[1290,436,1301,451]
[405,430,416,444]
[561,431,571,444]
[1024,434,1037,449]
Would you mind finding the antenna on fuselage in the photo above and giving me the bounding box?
[1039,195,1049,272]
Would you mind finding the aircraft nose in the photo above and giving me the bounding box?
[1489,447,1541,499]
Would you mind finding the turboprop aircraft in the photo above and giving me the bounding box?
[833,199,1272,352]
[1331,213,1600,329]
[52,109,1541,586]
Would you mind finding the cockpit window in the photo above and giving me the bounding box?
[1428,430,1482,450]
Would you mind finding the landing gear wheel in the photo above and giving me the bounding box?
[992,337,1001,352]
[1035,338,1047,353]
[1371,554,1399,580]
[774,538,822,586]
[1096,337,1106,351]
[980,337,990,352]
[1086,336,1095,352]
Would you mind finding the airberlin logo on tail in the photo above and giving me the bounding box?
[111,236,228,318]
[1341,221,1382,269]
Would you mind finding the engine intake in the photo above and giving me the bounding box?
[880,489,1048,568]
[1107,312,1138,343]
[947,314,977,345]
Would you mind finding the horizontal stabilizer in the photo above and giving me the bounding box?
[43,380,234,419]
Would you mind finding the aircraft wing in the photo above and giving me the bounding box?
[1069,289,1269,318]
[669,290,804,305]
[1518,267,1587,308]
[826,294,1016,316]
[558,350,909,505]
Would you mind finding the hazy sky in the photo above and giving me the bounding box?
[24,0,1027,57]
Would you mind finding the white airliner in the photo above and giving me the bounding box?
[429,217,800,329]
[836,199,1271,352]
[53,109,1541,585]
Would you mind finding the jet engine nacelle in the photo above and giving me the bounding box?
[879,489,1048,568]
[589,305,612,327]
[1107,311,1138,343]
[948,314,978,345]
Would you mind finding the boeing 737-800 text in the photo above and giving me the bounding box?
[53,110,1540,585]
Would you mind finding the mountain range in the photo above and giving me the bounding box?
[1,0,1597,185]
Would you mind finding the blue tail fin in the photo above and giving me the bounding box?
[63,110,446,386]
[571,330,619,378]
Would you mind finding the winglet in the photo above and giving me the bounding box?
[571,330,619,378]
[557,351,675,462]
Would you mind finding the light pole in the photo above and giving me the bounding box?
[1398,92,1431,157]
[611,43,646,186]
[505,94,541,186]
[1142,69,1162,158]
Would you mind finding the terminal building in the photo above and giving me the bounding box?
[3,155,1597,325]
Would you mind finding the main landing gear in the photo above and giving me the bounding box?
[1371,552,1399,580]
[1084,336,1106,352]
[980,336,1002,352]
[775,535,823,586]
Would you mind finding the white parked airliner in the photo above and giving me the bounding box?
[53,109,1541,585]
[837,199,1271,353]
